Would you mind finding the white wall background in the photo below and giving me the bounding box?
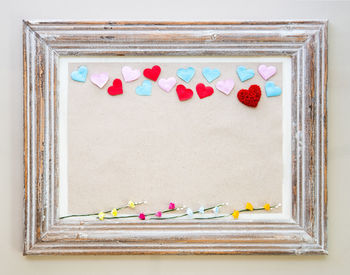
[1,0,349,274]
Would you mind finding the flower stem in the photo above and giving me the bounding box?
[59,201,145,219]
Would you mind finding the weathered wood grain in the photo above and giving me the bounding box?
[23,21,328,255]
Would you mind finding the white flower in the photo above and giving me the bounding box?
[186,208,193,217]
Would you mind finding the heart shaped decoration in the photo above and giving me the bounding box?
[176,84,193,101]
[158,77,176,93]
[236,66,255,82]
[122,66,141,82]
[196,83,214,99]
[265,81,282,97]
[258,64,276,80]
[177,67,195,83]
[71,66,88,82]
[237,84,261,107]
[202,67,221,83]
[143,65,161,81]
[136,80,152,96]
[215,79,234,95]
[90,72,109,88]
[107,79,123,96]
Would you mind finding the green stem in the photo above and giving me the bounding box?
[59,201,144,219]
[103,208,176,220]
[150,204,225,220]
[151,205,278,220]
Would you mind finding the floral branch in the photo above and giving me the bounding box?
[59,200,146,220]
[60,201,280,221]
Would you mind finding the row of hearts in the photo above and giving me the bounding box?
[71,64,277,85]
[71,65,281,107]
[103,79,272,108]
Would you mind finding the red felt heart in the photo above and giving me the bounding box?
[196,83,214,99]
[143,65,161,81]
[176,84,193,101]
[107,79,123,96]
[237,84,261,107]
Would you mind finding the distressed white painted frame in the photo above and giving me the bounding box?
[23,21,328,255]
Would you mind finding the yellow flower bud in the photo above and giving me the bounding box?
[128,200,135,208]
[98,211,105,221]
[232,210,240,219]
[111,208,118,217]
[264,203,271,211]
[246,202,253,211]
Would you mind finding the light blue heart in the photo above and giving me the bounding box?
[265,81,282,97]
[202,67,221,83]
[177,67,195,83]
[136,80,152,96]
[236,66,255,82]
[71,66,88,82]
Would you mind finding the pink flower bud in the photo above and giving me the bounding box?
[155,211,162,217]
[169,202,175,210]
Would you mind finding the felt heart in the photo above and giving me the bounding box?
[202,67,221,83]
[143,65,161,81]
[237,84,261,107]
[236,66,255,82]
[107,79,123,96]
[122,66,141,82]
[258,64,276,80]
[177,67,195,83]
[71,66,88,82]
[90,72,109,88]
[265,81,282,97]
[196,83,214,99]
[215,79,235,95]
[158,77,176,93]
[176,84,193,101]
[136,80,152,96]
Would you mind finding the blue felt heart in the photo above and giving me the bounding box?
[71,66,88,82]
[136,80,152,96]
[236,66,255,82]
[265,81,282,97]
[177,67,195,83]
[202,67,221,83]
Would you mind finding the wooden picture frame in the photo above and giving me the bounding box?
[23,21,328,255]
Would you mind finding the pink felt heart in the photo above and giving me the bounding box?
[122,66,141,82]
[258,65,277,80]
[90,73,109,88]
[215,79,234,95]
[158,77,176,92]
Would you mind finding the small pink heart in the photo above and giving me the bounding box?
[122,66,141,82]
[258,65,276,80]
[216,79,234,95]
[90,73,109,88]
[158,77,177,93]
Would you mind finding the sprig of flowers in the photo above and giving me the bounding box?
[60,201,280,221]
[103,202,178,220]
[59,200,146,220]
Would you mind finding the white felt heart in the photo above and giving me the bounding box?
[90,72,109,88]
[216,79,234,95]
[158,77,177,92]
[258,65,277,80]
[122,66,141,82]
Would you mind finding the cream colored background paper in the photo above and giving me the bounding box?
[61,57,289,216]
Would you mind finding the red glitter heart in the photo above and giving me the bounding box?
[237,84,261,107]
